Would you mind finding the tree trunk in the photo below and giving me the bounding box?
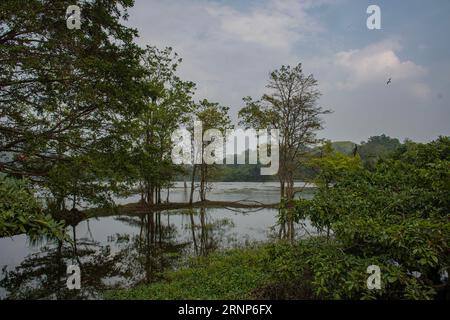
[146,184,152,206]
[280,179,285,199]
[189,164,196,204]
[189,210,198,255]
[289,218,295,243]
[284,170,295,201]
[157,186,161,204]
[199,164,207,201]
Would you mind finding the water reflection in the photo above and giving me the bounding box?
[0,207,272,299]
[0,228,122,299]
[1,182,316,299]
[113,212,189,286]
[188,207,236,256]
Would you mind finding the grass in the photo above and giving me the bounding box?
[106,245,274,300]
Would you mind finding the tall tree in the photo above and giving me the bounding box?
[0,0,146,210]
[190,99,231,203]
[239,63,330,201]
[131,46,195,205]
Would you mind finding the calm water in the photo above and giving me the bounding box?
[0,182,315,300]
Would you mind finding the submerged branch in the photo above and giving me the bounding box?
[116,200,279,214]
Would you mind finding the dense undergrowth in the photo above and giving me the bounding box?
[109,138,449,300]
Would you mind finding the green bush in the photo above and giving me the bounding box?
[106,246,272,300]
[0,176,65,239]
[291,137,450,299]
[109,138,449,300]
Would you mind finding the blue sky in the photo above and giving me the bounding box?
[126,0,450,142]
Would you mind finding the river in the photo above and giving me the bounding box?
[0,182,316,299]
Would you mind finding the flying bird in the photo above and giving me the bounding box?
[386,78,392,85]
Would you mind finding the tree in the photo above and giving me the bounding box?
[0,0,144,176]
[130,46,195,205]
[0,0,147,216]
[309,141,362,189]
[239,63,330,201]
[358,134,401,169]
[293,142,363,239]
[189,99,231,203]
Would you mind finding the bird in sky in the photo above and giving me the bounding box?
[386,78,392,85]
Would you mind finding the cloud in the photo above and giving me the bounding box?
[332,39,429,97]
[311,39,445,142]
[126,0,327,120]
[207,0,323,49]
[126,1,448,142]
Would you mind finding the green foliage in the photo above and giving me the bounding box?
[106,246,272,300]
[0,0,145,178]
[308,141,363,187]
[196,99,231,132]
[265,239,377,299]
[265,238,442,300]
[0,176,64,239]
[358,134,402,169]
[291,142,363,235]
[0,0,153,219]
[128,46,195,204]
[331,141,357,155]
[292,137,450,299]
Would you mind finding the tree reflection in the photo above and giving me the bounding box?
[187,207,236,256]
[114,211,190,286]
[0,226,123,299]
[0,207,237,299]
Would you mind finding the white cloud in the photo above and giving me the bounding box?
[207,0,323,49]
[126,0,326,120]
[126,1,448,142]
[310,39,445,142]
[333,39,429,97]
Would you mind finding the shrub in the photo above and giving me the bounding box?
[0,176,65,239]
[292,137,450,299]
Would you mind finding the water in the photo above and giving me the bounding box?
[0,182,316,300]
[114,181,315,205]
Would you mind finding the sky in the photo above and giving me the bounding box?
[125,0,450,143]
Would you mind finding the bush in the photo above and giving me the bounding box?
[106,246,272,300]
[291,137,450,299]
[0,176,65,239]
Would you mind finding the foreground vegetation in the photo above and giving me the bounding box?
[0,176,65,239]
[110,138,449,300]
[106,240,382,300]
[107,245,272,300]
[1,1,448,301]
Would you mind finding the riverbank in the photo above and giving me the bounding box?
[106,240,317,300]
[106,243,275,299]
